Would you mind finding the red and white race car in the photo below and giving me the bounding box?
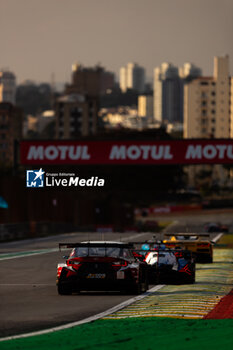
[57,241,149,295]
[132,242,196,284]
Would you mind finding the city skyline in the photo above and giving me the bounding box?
[0,0,233,84]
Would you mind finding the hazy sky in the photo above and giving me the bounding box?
[0,0,232,85]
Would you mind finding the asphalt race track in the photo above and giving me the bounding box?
[0,231,155,337]
[0,210,232,337]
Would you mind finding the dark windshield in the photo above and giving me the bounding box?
[70,246,132,259]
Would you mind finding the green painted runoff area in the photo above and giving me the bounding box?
[0,248,58,260]
[217,234,233,247]
[1,318,233,350]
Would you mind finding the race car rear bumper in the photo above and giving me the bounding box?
[195,252,213,263]
[58,273,138,292]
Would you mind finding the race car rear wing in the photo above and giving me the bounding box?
[163,233,211,238]
[163,233,212,242]
[59,242,132,251]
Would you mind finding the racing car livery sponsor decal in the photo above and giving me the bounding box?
[26,169,105,188]
[20,139,233,165]
[86,273,106,279]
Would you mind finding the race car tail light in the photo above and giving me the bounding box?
[69,261,82,271]
[197,243,210,248]
[66,260,82,271]
[57,267,62,278]
[71,261,81,265]
[67,259,82,265]
[174,252,183,258]
[165,244,176,248]
[133,252,143,259]
[112,261,128,267]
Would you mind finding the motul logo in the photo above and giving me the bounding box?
[185,144,233,160]
[109,145,173,160]
[27,145,91,160]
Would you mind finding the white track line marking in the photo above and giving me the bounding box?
[0,284,165,342]
[212,233,223,243]
[0,248,60,261]
[105,314,202,319]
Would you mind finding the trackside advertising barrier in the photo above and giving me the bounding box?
[20,139,233,165]
[134,204,203,216]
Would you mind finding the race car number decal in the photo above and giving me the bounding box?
[86,273,106,279]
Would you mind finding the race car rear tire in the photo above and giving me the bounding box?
[182,274,195,284]
[130,282,142,295]
[206,256,213,263]
[57,283,73,295]
[130,277,149,295]
[141,272,149,292]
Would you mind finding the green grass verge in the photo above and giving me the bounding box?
[216,234,233,248]
[1,318,233,350]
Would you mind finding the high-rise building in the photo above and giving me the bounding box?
[179,63,202,81]
[119,63,145,93]
[153,62,202,125]
[231,76,233,139]
[119,67,127,93]
[184,55,231,139]
[55,63,105,139]
[0,102,23,165]
[183,55,233,186]
[0,71,16,105]
[66,63,115,96]
[153,63,183,123]
[55,93,97,139]
[138,95,153,119]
